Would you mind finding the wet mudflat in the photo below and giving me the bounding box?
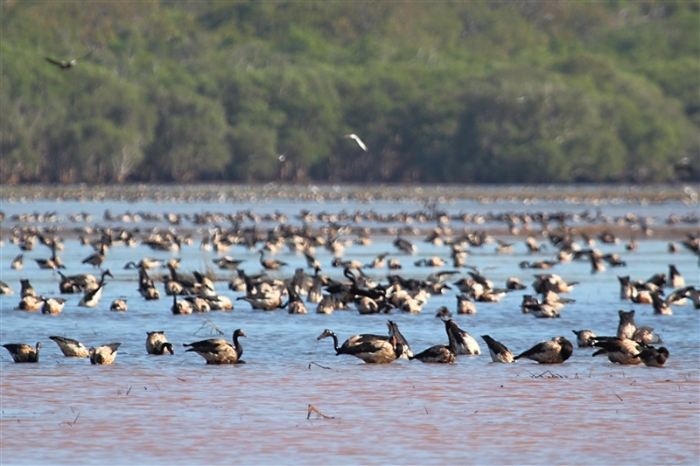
[2,357,698,464]
[1,186,699,464]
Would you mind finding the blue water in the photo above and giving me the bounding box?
[0,191,698,464]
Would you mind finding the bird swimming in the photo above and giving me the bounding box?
[481,335,515,363]
[634,345,669,368]
[317,329,401,364]
[146,331,174,355]
[444,319,481,355]
[49,336,89,357]
[572,329,597,348]
[514,337,573,364]
[3,342,41,363]
[89,343,121,365]
[591,337,643,365]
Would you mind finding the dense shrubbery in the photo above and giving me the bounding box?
[1,1,697,183]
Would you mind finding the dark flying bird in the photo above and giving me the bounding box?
[45,50,93,70]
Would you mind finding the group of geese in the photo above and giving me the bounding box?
[3,307,668,368]
[2,205,697,372]
[3,330,244,366]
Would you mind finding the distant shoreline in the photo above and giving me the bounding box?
[1,183,698,204]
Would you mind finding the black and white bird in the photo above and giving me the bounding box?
[634,345,669,368]
[409,344,455,364]
[444,319,481,355]
[89,343,121,365]
[146,331,174,355]
[110,299,128,312]
[481,335,515,363]
[184,329,246,364]
[317,329,400,364]
[616,309,662,344]
[572,329,597,348]
[11,254,23,270]
[387,320,413,359]
[592,337,643,365]
[79,282,107,308]
[514,337,573,364]
[41,297,67,315]
[45,50,93,70]
[0,280,13,295]
[49,336,89,358]
[3,342,41,363]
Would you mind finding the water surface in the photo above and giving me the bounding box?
[1,192,698,464]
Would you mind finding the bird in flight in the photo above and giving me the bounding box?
[344,133,367,152]
[45,50,93,70]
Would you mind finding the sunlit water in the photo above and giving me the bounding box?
[1,193,698,464]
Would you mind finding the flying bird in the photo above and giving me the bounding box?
[45,50,93,70]
[344,133,367,152]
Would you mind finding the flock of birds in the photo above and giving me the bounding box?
[1,204,698,368]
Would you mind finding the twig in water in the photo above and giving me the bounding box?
[65,412,80,427]
[613,392,623,402]
[308,362,331,370]
[530,370,566,379]
[307,404,334,420]
[176,376,186,382]
[126,386,132,396]
[195,315,225,336]
[424,405,429,415]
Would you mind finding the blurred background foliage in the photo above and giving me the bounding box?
[1,0,697,184]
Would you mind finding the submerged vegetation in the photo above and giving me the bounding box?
[1,1,698,184]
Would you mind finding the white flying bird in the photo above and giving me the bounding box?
[344,133,367,152]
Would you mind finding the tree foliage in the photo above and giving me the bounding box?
[1,1,697,183]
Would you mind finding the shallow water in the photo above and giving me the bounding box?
[1,194,699,464]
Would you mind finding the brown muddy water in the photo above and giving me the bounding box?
[1,190,699,464]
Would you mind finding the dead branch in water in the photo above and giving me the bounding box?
[307,404,334,420]
[308,361,331,370]
[613,392,623,402]
[63,412,80,427]
[528,370,567,379]
[195,315,225,336]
